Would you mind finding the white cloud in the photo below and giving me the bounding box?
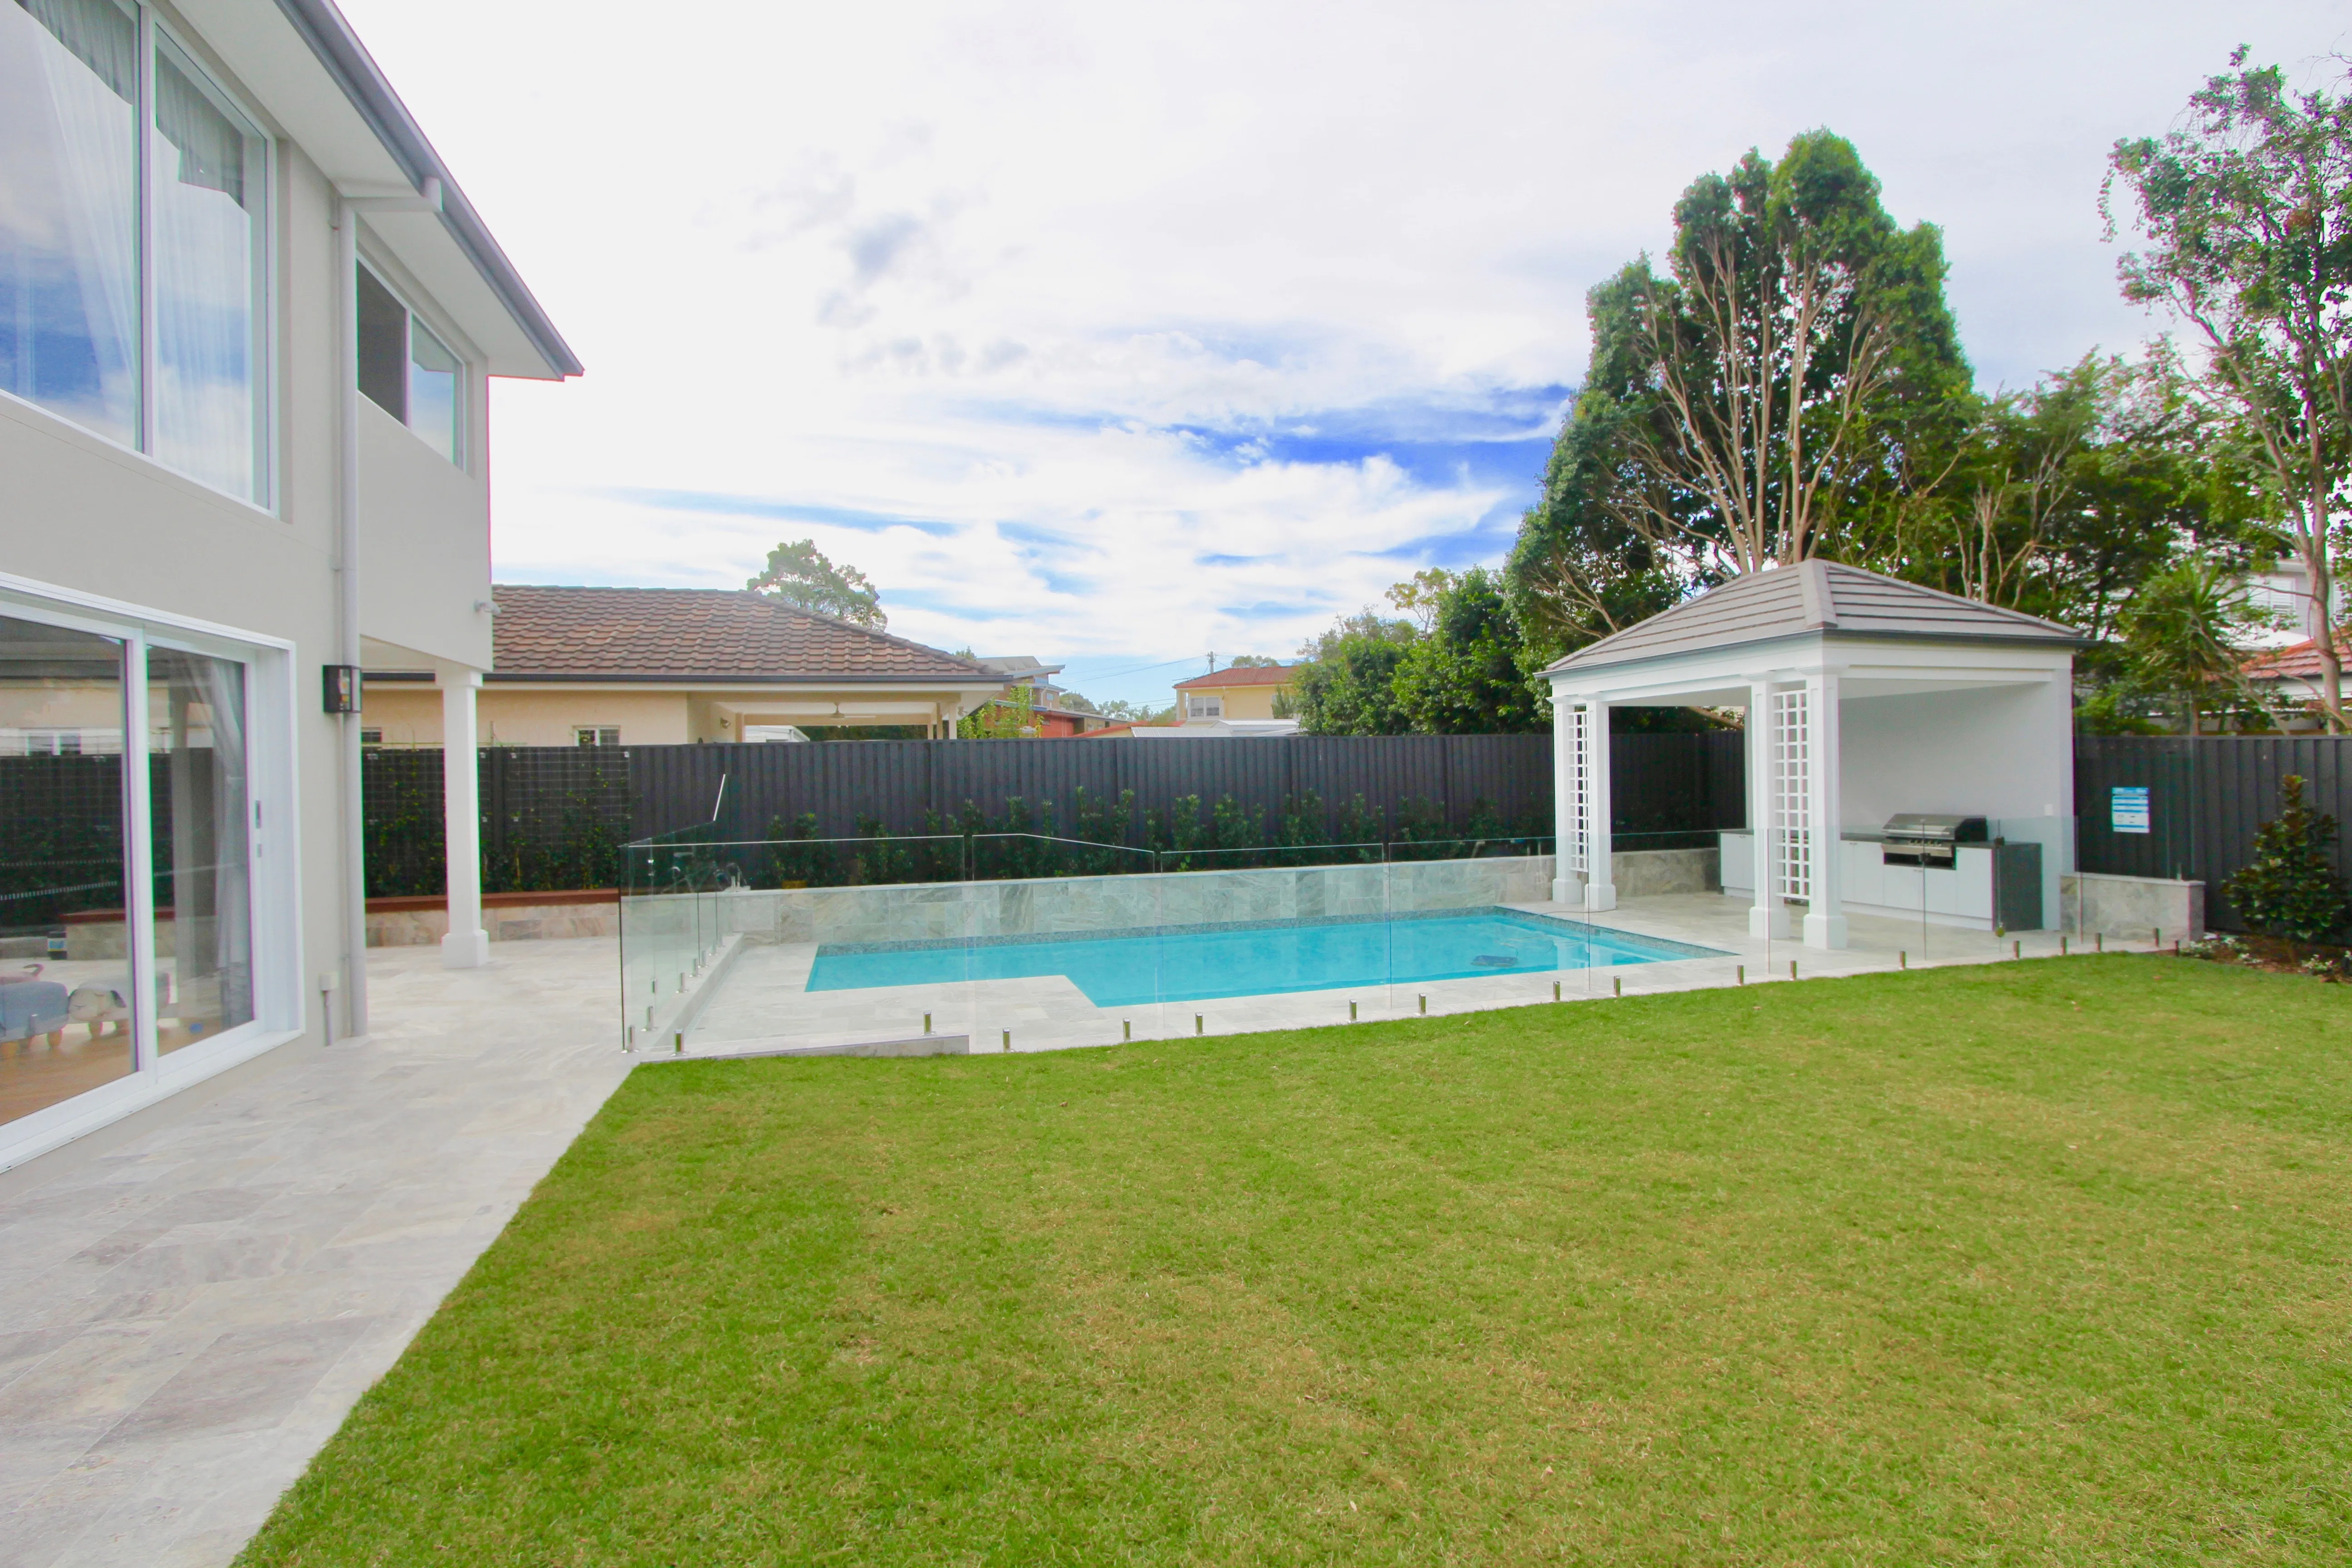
[342,0,2348,702]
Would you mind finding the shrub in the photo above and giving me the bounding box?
[2222,774,2348,951]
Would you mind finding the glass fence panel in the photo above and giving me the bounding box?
[619,828,1779,1057]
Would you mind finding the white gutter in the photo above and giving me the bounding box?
[333,176,441,1036]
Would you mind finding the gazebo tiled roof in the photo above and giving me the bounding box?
[486,585,994,683]
[1546,560,2084,675]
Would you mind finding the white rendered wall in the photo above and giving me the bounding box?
[357,402,492,671]
[0,107,504,1146]
[1838,683,2072,826]
[1838,679,2073,921]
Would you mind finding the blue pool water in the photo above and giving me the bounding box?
[806,908,1724,1007]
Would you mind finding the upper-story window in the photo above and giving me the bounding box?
[357,265,461,465]
[1186,694,1223,719]
[0,0,270,504]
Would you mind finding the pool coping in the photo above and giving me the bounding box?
[810,904,1730,963]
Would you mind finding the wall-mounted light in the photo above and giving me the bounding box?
[323,665,362,715]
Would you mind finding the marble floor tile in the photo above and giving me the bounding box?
[0,936,633,1568]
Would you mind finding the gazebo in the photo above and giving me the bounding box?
[1543,560,2084,950]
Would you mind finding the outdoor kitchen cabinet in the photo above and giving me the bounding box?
[1719,831,1997,928]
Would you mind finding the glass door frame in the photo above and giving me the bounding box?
[0,570,300,1164]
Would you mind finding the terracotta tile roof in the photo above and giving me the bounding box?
[1173,664,1299,690]
[2244,636,2351,681]
[488,585,995,682]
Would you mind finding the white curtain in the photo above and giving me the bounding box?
[150,44,258,499]
[190,650,253,1029]
[6,0,139,440]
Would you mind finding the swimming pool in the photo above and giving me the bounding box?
[805,907,1726,1007]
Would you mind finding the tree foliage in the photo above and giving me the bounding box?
[2107,51,2352,726]
[746,539,887,627]
[1291,611,1418,735]
[1393,568,1547,734]
[1292,570,1548,735]
[1592,129,1969,576]
[2114,558,2272,735]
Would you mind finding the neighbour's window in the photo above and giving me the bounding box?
[1186,695,1222,719]
[575,725,619,747]
[356,264,463,465]
[359,728,383,746]
[0,0,270,503]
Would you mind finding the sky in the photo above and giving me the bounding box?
[338,0,2349,708]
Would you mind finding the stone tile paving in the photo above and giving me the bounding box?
[0,938,632,1568]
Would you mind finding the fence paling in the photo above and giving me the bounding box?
[2072,735,2352,934]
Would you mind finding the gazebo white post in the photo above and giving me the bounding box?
[1549,681,1581,904]
[1746,678,1787,939]
[1583,699,1615,911]
[1802,670,1847,950]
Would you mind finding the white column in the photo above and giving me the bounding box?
[1803,671,1847,950]
[437,667,489,968]
[1550,684,1581,903]
[1747,680,1788,939]
[1584,699,1615,912]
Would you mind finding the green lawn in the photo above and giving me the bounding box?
[240,958,2352,1566]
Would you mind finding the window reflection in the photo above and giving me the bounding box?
[0,0,141,446]
[0,612,134,1126]
[408,320,460,463]
[150,38,265,501]
[147,646,252,1049]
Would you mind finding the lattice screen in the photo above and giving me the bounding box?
[1563,703,1591,874]
[1769,688,1811,899]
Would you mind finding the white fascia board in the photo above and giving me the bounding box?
[169,0,575,380]
[1550,634,2072,706]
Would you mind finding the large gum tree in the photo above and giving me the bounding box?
[2108,52,2352,729]
[1601,129,1968,576]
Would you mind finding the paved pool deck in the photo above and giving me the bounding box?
[681,891,2116,1058]
[0,939,630,1568]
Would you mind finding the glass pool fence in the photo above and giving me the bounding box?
[617,827,1758,1058]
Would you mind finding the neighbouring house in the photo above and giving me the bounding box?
[2242,559,2339,650]
[360,586,1009,744]
[1173,663,1299,721]
[1089,664,1304,738]
[972,654,1110,736]
[1,0,578,1165]
[2243,637,2350,731]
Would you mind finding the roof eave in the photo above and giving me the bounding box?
[272,0,582,378]
[1548,626,2090,680]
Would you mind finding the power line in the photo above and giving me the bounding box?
[1064,654,1203,682]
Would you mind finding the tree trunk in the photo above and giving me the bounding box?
[2305,479,2345,733]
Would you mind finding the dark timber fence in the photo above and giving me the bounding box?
[2073,735,2352,934]
[347,733,1748,897]
[23,735,2350,929]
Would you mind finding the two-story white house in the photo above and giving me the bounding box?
[0,0,578,1166]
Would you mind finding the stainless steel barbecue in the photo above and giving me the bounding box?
[1880,813,1989,869]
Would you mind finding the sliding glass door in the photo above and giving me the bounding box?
[0,603,261,1133]
[0,611,136,1124]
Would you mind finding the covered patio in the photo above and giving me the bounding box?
[1545,561,2084,950]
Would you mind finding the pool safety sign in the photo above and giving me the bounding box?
[2110,786,2151,834]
